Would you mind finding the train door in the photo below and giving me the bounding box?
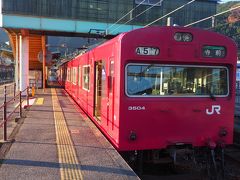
[94,60,106,121]
[108,59,115,131]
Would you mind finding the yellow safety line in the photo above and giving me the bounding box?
[36,98,44,105]
[51,88,83,180]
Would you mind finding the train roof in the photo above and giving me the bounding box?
[120,26,235,42]
[81,26,236,56]
[61,26,237,66]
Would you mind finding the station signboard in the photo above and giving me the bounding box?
[29,70,42,88]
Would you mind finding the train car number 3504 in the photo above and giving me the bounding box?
[128,106,146,111]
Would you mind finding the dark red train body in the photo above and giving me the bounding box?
[58,26,237,153]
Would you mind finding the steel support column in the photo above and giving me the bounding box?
[42,35,46,91]
[19,30,29,95]
[15,35,19,91]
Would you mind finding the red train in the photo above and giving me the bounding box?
[58,26,237,171]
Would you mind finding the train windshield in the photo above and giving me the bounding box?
[126,64,228,97]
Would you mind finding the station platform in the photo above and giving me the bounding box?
[0,88,138,180]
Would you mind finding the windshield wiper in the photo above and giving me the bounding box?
[140,64,156,75]
[206,88,216,101]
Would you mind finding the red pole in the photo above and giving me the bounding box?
[19,91,22,118]
[27,86,29,107]
[3,85,7,141]
[14,83,16,101]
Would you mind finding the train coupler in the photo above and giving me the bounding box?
[168,145,194,166]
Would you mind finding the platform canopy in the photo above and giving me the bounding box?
[7,30,43,70]
[0,0,218,36]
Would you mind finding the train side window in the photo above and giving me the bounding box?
[74,68,76,84]
[78,66,81,86]
[102,61,107,98]
[67,68,70,82]
[60,68,62,81]
[109,60,114,93]
[72,67,77,85]
[65,68,67,80]
[82,65,90,91]
[70,68,72,82]
[66,68,68,81]
[64,68,67,81]
[72,67,74,84]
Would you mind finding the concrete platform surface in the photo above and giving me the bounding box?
[0,88,138,180]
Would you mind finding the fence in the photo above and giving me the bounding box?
[0,83,29,141]
[0,80,14,86]
[236,81,240,105]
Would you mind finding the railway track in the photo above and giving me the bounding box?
[137,144,240,180]
[223,143,240,180]
[225,144,240,165]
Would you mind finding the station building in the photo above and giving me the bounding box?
[2,0,219,29]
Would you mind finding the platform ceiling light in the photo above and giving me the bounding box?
[174,32,193,42]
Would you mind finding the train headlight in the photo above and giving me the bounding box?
[219,128,228,137]
[174,32,193,42]
[129,131,137,141]
[182,33,193,42]
[174,33,182,41]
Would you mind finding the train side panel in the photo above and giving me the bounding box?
[65,39,122,148]
[71,59,79,100]
[87,40,121,147]
[65,62,73,95]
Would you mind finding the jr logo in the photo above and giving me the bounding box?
[206,105,221,115]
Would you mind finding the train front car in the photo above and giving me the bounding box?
[119,27,237,168]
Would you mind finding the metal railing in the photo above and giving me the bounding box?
[0,80,14,86]
[236,81,240,105]
[235,81,240,119]
[236,90,240,105]
[0,83,29,141]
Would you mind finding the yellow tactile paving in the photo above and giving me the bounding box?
[51,88,83,180]
[35,98,44,105]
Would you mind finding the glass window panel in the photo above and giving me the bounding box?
[101,62,107,98]
[82,66,90,90]
[135,0,162,6]
[126,64,228,97]
[72,67,77,84]
[78,66,81,86]
[109,60,114,93]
